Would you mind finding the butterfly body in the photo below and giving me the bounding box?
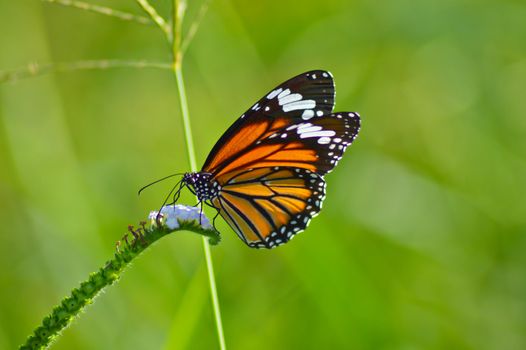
[179,70,360,249]
[183,172,219,200]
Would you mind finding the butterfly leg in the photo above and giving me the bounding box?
[171,181,185,204]
[191,200,203,224]
[199,202,203,225]
[212,210,220,230]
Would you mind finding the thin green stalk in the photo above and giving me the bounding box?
[181,0,211,54]
[135,0,171,41]
[174,68,226,350]
[0,60,171,84]
[173,67,197,172]
[201,222,227,350]
[19,220,220,350]
[41,0,152,25]
[171,1,226,348]
[172,0,186,70]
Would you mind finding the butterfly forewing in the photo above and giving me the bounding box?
[202,70,336,175]
[211,167,326,248]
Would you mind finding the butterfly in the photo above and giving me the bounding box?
[168,70,360,249]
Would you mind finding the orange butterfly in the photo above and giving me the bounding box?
[176,71,360,248]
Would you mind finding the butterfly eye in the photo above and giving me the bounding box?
[183,173,196,185]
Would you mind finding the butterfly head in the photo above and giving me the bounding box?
[182,172,220,201]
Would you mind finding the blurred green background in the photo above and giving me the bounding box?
[1,0,525,349]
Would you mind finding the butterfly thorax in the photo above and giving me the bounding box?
[183,172,221,201]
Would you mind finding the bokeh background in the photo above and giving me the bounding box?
[1,0,525,349]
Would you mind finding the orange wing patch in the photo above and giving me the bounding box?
[217,144,283,176]
[212,167,326,248]
[204,119,270,173]
[214,151,318,178]
[204,117,324,177]
[214,196,263,243]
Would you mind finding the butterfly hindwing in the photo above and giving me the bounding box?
[210,167,326,248]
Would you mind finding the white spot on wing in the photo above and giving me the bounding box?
[299,130,336,139]
[296,123,313,131]
[302,110,315,120]
[283,100,316,112]
[278,93,302,106]
[298,125,322,134]
[318,137,331,144]
[277,89,291,99]
[267,88,283,99]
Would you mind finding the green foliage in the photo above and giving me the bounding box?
[19,219,220,349]
[1,0,525,349]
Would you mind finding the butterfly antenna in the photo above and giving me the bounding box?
[199,201,203,225]
[157,179,184,215]
[171,180,185,204]
[138,172,185,196]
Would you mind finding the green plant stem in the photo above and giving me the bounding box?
[19,221,220,350]
[201,224,227,350]
[171,1,226,348]
[41,0,152,25]
[181,0,211,54]
[173,67,197,171]
[174,67,226,350]
[0,60,171,84]
[135,0,171,41]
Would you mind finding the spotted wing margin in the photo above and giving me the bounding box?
[210,167,326,249]
[202,70,335,174]
[204,112,360,178]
